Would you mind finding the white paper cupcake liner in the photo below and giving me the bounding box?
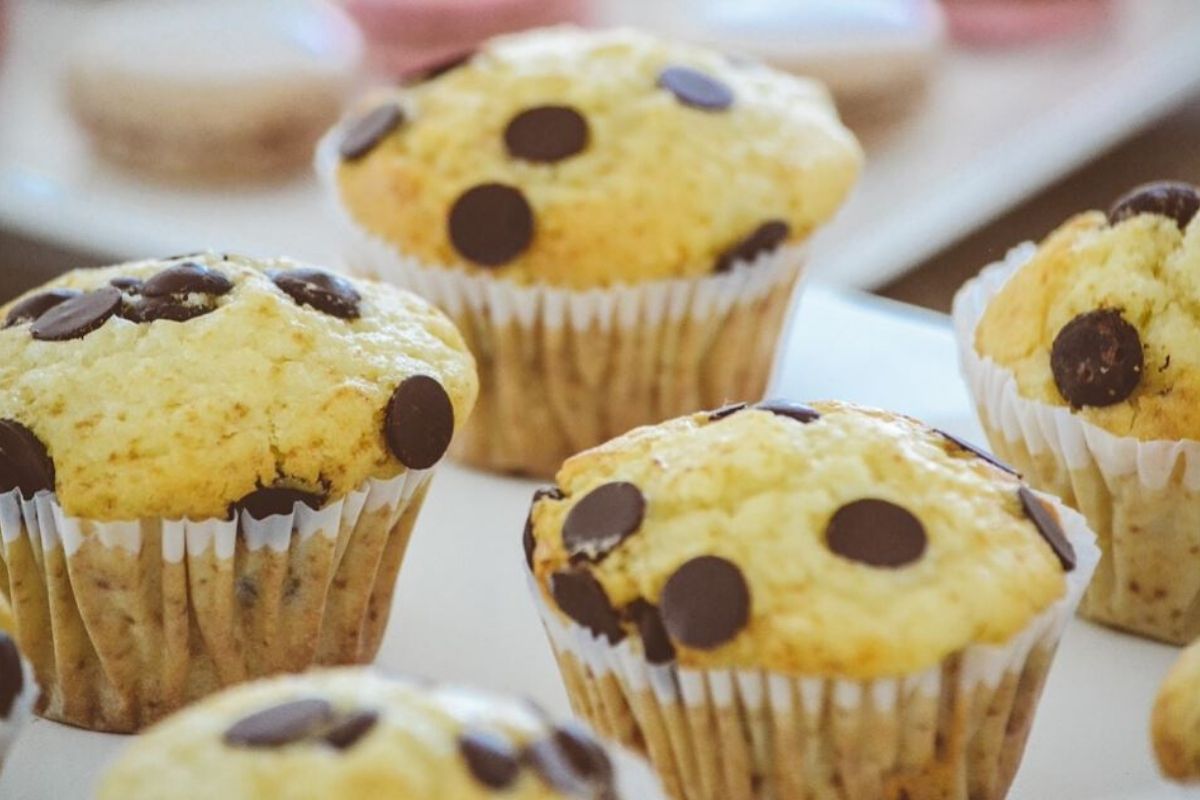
[530,493,1098,800]
[316,128,809,476]
[953,245,1200,643]
[0,467,433,732]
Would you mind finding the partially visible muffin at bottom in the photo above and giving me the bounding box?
[0,252,477,731]
[1153,638,1200,782]
[526,400,1099,800]
[99,669,622,800]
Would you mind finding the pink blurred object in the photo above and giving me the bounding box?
[943,0,1113,45]
[342,0,586,79]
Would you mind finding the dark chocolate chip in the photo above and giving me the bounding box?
[270,268,362,320]
[4,289,80,328]
[937,429,1018,476]
[624,599,675,665]
[825,499,927,568]
[1018,487,1076,572]
[660,555,750,650]
[707,402,747,422]
[339,103,406,161]
[0,632,23,718]
[142,263,233,298]
[524,486,564,570]
[448,183,535,267]
[526,724,613,795]
[30,288,122,342]
[459,730,521,789]
[235,487,325,519]
[109,277,143,293]
[385,375,455,470]
[550,569,624,643]
[1108,181,1200,230]
[323,709,379,750]
[714,220,790,272]
[404,50,475,84]
[224,698,334,748]
[1050,308,1144,408]
[756,400,820,424]
[562,482,645,563]
[131,295,213,323]
[0,419,55,497]
[657,65,734,111]
[505,105,590,163]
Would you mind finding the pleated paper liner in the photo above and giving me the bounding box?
[0,469,432,732]
[954,245,1200,644]
[530,493,1099,800]
[317,131,809,477]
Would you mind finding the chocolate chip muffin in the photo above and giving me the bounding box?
[526,400,1098,800]
[0,253,477,731]
[318,26,861,475]
[953,180,1200,643]
[99,668,622,800]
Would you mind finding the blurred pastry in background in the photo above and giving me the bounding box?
[341,0,585,80]
[942,0,1114,45]
[0,621,35,770]
[66,1,363,184]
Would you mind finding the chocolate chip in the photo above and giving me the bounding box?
[323,710,379,750]
[4,289,80,328]
[657,65,734,110]
[224,698,334,748]
[235,487,326,519]
[756,400,820,424]
[0,633,23,718]
[624,599,675,665]
[524,486,564,570]
[459,730,521,789]
[505,105,590,163]
[938,429,1018,476]
[660,556,750,650]
[1050,308,1144,408]
[714,220,790,272]
[131,295,213,323]
[825,499,927,568]
[142,263,233,298]
[109,277,143,293]
[707,402,747,422]
[448,183,535,267]
[30,288,121,342]
[562,482,645,563]
[1109,181,1200,230]
[339,103,405,161]
[550,569,624,643]
[385,375,455,470]
[1018,487,1076,572]
[404,50,475,84]
[526,724,613,795]
[270,268,362,320]
[0,419,55,497]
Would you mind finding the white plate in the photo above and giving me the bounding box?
[0,286,1187,797]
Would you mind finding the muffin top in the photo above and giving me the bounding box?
[975,181,1200,441]
[333,26,861,289]
[0,253,477,520]
[99,669,620,800]
[1153,638,1200,782]
[526,401,1078,678]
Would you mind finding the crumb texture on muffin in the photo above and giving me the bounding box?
[528,401,1070,678]
[0,253,477,520]
[336,26,861,288]
[98,669,618,799]
[975,209,1200,441]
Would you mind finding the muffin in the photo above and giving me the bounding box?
[525,400,1098,800]
[317,26,861,476]
[0,628,35,769]
[0,253,477,731]
[952,180,1200,643]
[99,668,621,799]
[1153,636,1200,782]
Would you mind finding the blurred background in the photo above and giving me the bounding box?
[0,0,1197,312]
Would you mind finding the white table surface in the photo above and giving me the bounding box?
[4,1,1200,289]
[0,284,1189,799]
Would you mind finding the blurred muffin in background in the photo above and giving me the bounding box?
[67,0,363,183]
